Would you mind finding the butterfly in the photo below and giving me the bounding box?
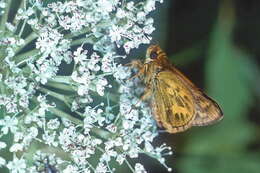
[128,45,223,133]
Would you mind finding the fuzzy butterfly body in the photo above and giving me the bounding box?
[129,45,223,133]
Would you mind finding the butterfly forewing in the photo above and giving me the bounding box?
[152,70,196,133]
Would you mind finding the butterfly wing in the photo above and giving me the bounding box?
[191,91,223,126]
[152,67,223,133]
[142,44,223,133]
[171,67,224,127]
[152,70,196,133]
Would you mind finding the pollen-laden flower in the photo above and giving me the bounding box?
[0,0,172,172]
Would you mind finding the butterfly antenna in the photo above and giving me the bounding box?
[126,99,142,115]
[151,39,159,46]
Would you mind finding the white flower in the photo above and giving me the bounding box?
[7,155,27,173]
[106,124,117,133]
[88,52,100,71]
[0,157,6,167]
[135,163,147,173]
[14,132,23,142]
[47,118,60,130]
[73,47,88,64]
[0,116,18,134]
[116,8,126,18]
[124,41,135,54]
[144,0,156,13]
[116,154,125,165]
[10,143,24,152]
[58,126,77,151]
[137,12,146,21]
[63,165,79,173]
[0,2,6,8]
[96,78,108,96]
[97,0,114,13]
[0,141,7,149]
[109,25,123,42]
[96,162,108,173]
[42,131,58,147]
[114,65,131,80]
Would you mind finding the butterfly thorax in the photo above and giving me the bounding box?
[143,61,162,86]
[143,53,172,86]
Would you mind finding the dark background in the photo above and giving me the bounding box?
[133,0,260,172]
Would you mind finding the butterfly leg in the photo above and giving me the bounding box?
[140,87,152,101]
[125,60,145,80]
[127,88,152,116]
[151,101,163,128]
[124,60,143,69]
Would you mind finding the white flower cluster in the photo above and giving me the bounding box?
[0,0,172,172]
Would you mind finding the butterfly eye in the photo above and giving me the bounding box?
[150,51,158,59]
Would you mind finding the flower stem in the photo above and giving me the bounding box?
[15,49,39,66]
[50,107,112,140]
[49,107,82,125]
[64,27,91,39]
[125,159,135,173]
[18,19,27,37]
[48,76,73,85]
[44,81,75,92]
[0,0,11,31]
[71,36,96,47]
[13,0,24,26]
[38,87,71,107]
[15,32,38,54]
[71,37,90,47]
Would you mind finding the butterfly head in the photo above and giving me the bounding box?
[145,45,167,64]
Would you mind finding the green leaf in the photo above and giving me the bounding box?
[178,1,259,173]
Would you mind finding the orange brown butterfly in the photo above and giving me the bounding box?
[128,45,223,133]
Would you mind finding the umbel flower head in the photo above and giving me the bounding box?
[0,0,172,172]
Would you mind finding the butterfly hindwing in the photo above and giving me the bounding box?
[192,92,223,126]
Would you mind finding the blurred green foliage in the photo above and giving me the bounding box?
[148,0,260,173]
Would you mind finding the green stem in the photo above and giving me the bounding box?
[48,76,74,85]
[84,160,95,172]
[91,126,113,140]
[18,19,27,37]
[64,28,91,39]
[47,75,119,103]
[39,87,67,101]
[44,81,75,92]
[49,107,82,125]
[40,82,114,139]
[125,159,135,173]
[0,70,7,96]
[71,36,95,47]
[0,0,12,30]
[0,81,5,95]
[50,107,112,139]
[13,0,24,26]
[15,49,39,66]
[38,87,71,107]
[15,32,38,54]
